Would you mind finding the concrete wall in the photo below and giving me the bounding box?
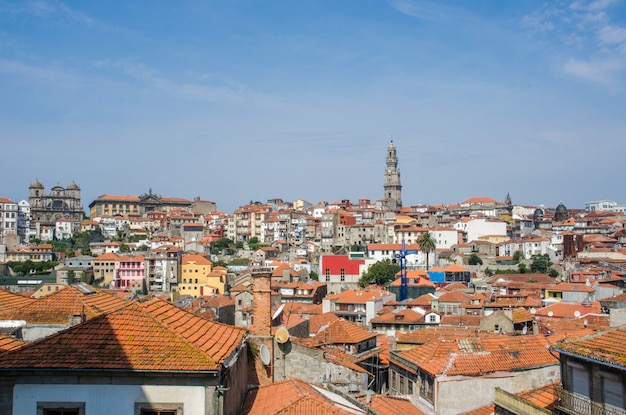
[12,384,208,415]
[273,341,365,394]
[435,365,560,415]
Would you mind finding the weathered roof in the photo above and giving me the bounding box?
[396,334,557,376]
[552,325,626,368]
[0,285,129,324]
[312,318,376,345]
[241,378,367,415]
[361,394,427,415]
[0,297,247,372]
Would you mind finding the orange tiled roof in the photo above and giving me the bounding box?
[0,285,129,324]
[398,334,557,376]
[312,318,376,345]
[535,301,602,319]
[0,334,24,352]
[370,308,425,325]
[0,298,247,372]
[437,290,469,303]
[397,326,488,345]
[241,378,367,415]
[552,325,626,368]
[309,312,340,335]
[0,289,36,312]
[516,382,559,411]
[361,395,427,415]
[331,287,393,305]
[182,253,212,265]
[462,403,495,415]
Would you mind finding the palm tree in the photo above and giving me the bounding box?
[418,231,437,270]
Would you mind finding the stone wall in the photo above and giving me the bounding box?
[273,341,366,394]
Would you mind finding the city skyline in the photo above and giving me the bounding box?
[2,1,625,213]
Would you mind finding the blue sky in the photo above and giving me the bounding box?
[2,0,625,214]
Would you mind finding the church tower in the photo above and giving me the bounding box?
[384,141,402,211]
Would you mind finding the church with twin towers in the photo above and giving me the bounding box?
[384,140,402,211]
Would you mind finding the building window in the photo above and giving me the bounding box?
[325,268,330,279]
[340,268,345,282]
[38,402,85,415]
[567,360,590,397]
[600,370,623,408]
[135,403,182,415]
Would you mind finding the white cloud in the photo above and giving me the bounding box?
[562,57,624,84]
[0,58,77,84]
[3,0,95,26]
[388,0,474,23]
[598,24,626,48]
[92,58,280,107]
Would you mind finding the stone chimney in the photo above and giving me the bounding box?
[252,267,272,336]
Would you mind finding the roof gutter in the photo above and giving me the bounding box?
[551,347,626,372]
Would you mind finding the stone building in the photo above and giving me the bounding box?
[88,189,192,217]
[383,141,402,211]
[28,179,84,229]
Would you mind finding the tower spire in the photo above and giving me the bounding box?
[383,141,402,211]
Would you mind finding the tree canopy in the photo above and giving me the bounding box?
[359,259,400,287]
[468,253,483,265]
[530,254,552,274]
[418,231,437,270]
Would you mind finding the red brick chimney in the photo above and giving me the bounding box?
[251,267,272,336]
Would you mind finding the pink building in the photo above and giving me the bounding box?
[112,254,145,291]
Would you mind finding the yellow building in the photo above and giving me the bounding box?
[179,254,226,297]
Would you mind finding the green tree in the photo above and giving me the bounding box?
[213,237,233,252]
[418,231,437,270]
[530,254,552,274]
[548,268,559,278]
[468,253,483,266]
[249,236,259,244]
[67,270,76,284]
[359,259,400,287]
[119,243,130,253]
[65,248,76,258]
[518,262,528,274]
[484,267,494,277]
[512,251,524,264]
[309,271,319,281]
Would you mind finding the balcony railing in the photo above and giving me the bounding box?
[556,387,626,415]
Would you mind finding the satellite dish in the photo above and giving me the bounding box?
[272,303,285,321]
[530,308,536,315]
[548,311,554,317]
[574,310,581,318]
[259,344,270,366]
[275,327,290,344]
[522,326,528,335]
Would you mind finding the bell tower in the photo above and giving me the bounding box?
[384,141,402,211]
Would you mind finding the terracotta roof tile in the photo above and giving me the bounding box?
[241,378,367,415]
[0,298,247,372]
[0,334,24,352]
[360,395,426,415]
[312,319,376,345]
[395,334,557,376]
[309,312,340,335]
[0,285,129,324]
[552,325,626,368]
[0,289,36,312]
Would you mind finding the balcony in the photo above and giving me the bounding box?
[556,387,626,415]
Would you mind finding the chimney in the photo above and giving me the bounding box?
[252,267,272,336]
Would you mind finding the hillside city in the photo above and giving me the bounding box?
[0,142,625,415]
